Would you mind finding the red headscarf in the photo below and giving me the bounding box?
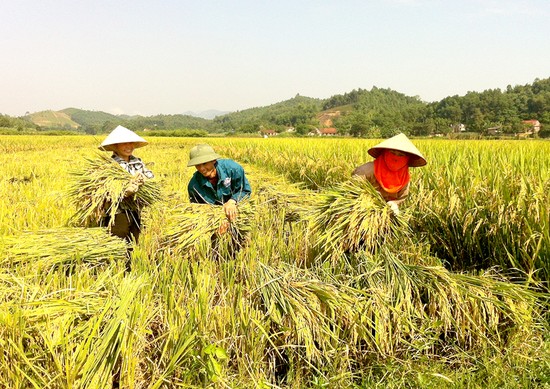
[374,150,410,193]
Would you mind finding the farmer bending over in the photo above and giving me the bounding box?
[187,144,251,234]
[352,133,426,215]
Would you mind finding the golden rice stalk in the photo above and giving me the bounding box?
[158,200,254,256]
[248,262,361,363]
[349,249,544,356]
[308,177,411,259]
[67,153,161,227]
[253,179,315,223]
[0,227,128,270]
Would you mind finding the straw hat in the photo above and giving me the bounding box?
[368,133,427,167]
[187,144,221,167]
[98,125,148,151]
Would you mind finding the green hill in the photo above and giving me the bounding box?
[122,114,211,132]
[27,110,80,129]
[60,108,119,127]
[212,94,324,133]
[31,108,211,133]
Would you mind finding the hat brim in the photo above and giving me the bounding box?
[187,153,221,167]
[367,133,427,167]
[368,148,427,167]
[99,141,148,152]
[99,125,149,151]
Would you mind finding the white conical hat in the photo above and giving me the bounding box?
[98,125,148,151]
[368,133,427,167]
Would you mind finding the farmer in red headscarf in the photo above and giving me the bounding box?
[352,133,427,215]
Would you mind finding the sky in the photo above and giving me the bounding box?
[1,0,549,117]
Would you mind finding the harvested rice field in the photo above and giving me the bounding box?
[0,135,549,388]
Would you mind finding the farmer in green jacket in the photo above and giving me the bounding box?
[187,144,251,234]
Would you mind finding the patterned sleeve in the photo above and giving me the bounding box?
[141,164,154,179]
[132,157,154,178]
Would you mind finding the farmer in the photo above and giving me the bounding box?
[99,125,154,243]
[187,144,251,234]
[352,133,426,215]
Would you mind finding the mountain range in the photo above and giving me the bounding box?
[12,77,550,136]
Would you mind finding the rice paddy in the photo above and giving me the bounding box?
[0,135,548,388]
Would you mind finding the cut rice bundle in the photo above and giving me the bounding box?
[254,181,314,223]
[67,153,161,227]
[0,227,128,270]
[159,201,254,256]
[349,249,544,355]
[309,177,411,259]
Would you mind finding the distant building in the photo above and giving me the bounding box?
[319,127,337,136]
[307,127,338,136]
[522,119,541,135]
[259,128,277,137]
[451,123,466,132]
[486,126,502,135]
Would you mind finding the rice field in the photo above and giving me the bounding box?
[0,135,548,388]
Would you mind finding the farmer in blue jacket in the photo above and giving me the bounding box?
[187,144,251,234]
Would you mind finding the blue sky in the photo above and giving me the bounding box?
[1,0,549,117]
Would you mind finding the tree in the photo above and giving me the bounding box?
[344,112,372,137]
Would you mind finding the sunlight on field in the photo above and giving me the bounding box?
[0,135,548,388]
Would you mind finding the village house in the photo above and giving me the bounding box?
[259,128,277,137]
[522,119,541,135]
[307,127,338,136]
[451,123,466,133]
[319,127,337,136]
[486,126,502,135]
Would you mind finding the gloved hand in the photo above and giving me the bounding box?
[218,219,230,235]
[388,201,400,216]
[223,199,238,221]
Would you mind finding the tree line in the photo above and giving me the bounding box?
[1,77,548,137]
[213,78,550,137]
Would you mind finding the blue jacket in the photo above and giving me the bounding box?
[188,159,251,205]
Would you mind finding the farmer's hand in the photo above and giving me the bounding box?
[124,173,146,197]
[223,199,238,221]
[388,201,400,216]
[132,172,146,185]
[124,182,140,197]
[218,219,230,235]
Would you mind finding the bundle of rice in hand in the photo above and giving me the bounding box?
[67,153,161,227]
[159,200,254,256]
[0,227,128,271]
[309,177,411,259]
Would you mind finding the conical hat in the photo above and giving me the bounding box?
[368,133,427,167]
[98,125,148,151]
